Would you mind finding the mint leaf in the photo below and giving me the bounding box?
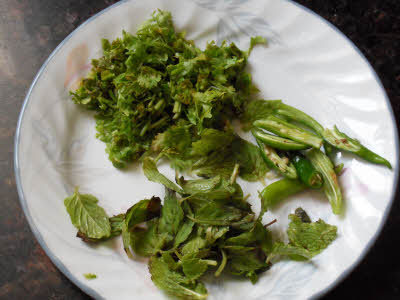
[174,219,195,248]
[125,197,161,228]
[143,157,182,192]
[191,129,234,156]
[159,188,184,242]
[227,250,269,284]
[267,242,313,263]
[182,231,208,256]
[123,197,161,256]
[189,202,247,226]
[149,255,208,300]
[267,209,337,262]
[232,137,269,181]
[130,219,167,257]
[181,253,209,281]
[287,213,337,256]
[64,188,111,240]
[241,100,282,131]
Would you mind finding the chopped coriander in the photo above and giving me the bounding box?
[83,273,97,280]
[71,10,264,169]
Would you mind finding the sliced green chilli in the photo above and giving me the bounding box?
[251,128,310,151]
[259,178,307,214]
[256,139,297,179]
[323,126,391,169]
[292,154,323,189]
[307,149,343,215]
[254,116,323,149]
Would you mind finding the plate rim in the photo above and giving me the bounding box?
[13,0,399,299]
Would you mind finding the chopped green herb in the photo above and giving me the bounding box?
[83,273,97,280]
[71,10,261,169]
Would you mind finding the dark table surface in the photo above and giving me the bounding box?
[0,0,399,299]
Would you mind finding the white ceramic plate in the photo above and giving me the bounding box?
[15,0,399,299]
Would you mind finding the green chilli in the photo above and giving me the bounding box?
[254,116,323,149]
[251,128,310,151]
[274,103,324,135]
[323,126,391,169]
[256,139,298,179]
[307,149,343,215]
[259,178,307,214]
[292,154,323,189]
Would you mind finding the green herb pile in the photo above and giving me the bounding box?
[71,10,264,168]
[65,9,392,300]
[65,166,337,299]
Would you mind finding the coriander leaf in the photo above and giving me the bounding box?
[149,255,208,300]
[247,36,267,56]
[143,157,182,192]
[64,187,111,240]
[136,66,162,89]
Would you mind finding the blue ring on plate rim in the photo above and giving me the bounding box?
[13,0,399,299]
